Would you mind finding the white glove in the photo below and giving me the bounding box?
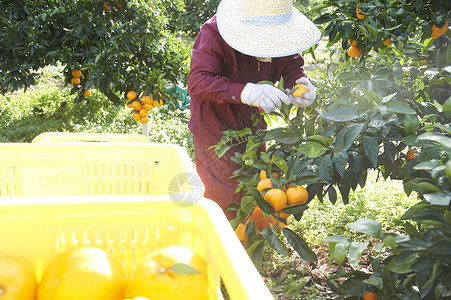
[241,83,290,113]
[288,77,316,107]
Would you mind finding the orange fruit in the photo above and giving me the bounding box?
[278,211,290,219]
[285,185,308,205]
[406,149,418,160]
[257,178,273,192]
[131,100,142,111]
[291,83,309,98]
[356,8,364,19]
[117,2,123,9]
[259,170,280,180]
[71,77,80,85]
[71,69,82,78]
[142,95,153,104]
[103,2,110,11]
[83,89,91,97]
[84,71,90,78]
[143,103,153,111]
[132,112,141,122]
[140,116,150,124]
[431,23,448,39]
[128,245,209,300]
[0,256,36,300]
[347,45,362,57]
[139,108,149,117]
[252,206,277,232]
[234,221,249,241]
[362,291,378,300]
[264,188,287,212]
[348,39,357,46]
[383,37,393,45]
[127,90,137,100]
[37,246,126,300]
[156,99,163,107]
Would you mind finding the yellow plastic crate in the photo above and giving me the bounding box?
[0,142,199,197]
[0,196,273,299]
[0,140,273,299]
[32,132,150,143]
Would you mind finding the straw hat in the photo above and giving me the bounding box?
[216,0,321,58]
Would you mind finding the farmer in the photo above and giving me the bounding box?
[187,0,321,219]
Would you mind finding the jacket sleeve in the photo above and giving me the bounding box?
[187,24,244,105]
[281,54,307,90]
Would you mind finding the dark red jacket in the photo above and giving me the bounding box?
[187,15,306,216]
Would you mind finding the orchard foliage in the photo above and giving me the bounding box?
[0,0,190,104]
[212,1,451,298]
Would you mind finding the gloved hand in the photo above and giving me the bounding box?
[241,83,290,113]
[288,77,316,107]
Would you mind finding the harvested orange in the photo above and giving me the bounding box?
[128,245,209,300]
[259,170,280,180]
[37,246,126,300]
[383,37,393,45]
[131,101,142,111]
[292,83,309,98]
[234,221,249,241]
[286,185,308,205]
[356,8,364,19]
[257,178,273,192]
[347,45,362,57]
[71,69,82,78]
[406,149,418,160]
[0,256,36,300]
[83,89,91,97]
[431,23,448,39]
[362,291,378,300]
[264,188,287,211]
[71,77,80,85]
[127,91,137,100]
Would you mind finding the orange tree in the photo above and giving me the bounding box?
[210,0,450,298]
[0,0,190,104]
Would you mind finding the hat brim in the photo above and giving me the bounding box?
[217,0,322,58]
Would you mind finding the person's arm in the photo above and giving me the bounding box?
[187,24,244,105]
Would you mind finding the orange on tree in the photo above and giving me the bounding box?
[143,103,154,111]
[257,178,273,192]
[264,188,287,211]
[348,39,357,46]
[71,69,82,78]
[127,90,137,100]
[103,2,110,11]
[117,2,123,9]
[139,108,149,117]
[71,77,80,85]
[37,246,126,300]
[0,256,36,300]
[132,112,141,122]
[131,100,142,111]
[285,185,308,205]
[153,99,164,107]
[347,45,362,58]
[362,291,378,300]
[383,37,393,45]
[251,206,278,232]
[83,89,91,97]
[128,245,209,300]
[407,149,419,160]
[291,83,309,98]
[142,95,153,104]
[431,23,448,39]
[259,170,280,180]
[140,116,150,124]
[356,8,364,19]
[234,221,249,242]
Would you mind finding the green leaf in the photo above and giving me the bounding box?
[262,227,289,256]
[363,136,379,167]
[385,102,416,114]
[272,156,288,174]
[364,23,378,39]
[348,241,368,267]
[406,179,442,193]
[403,114,419,135]
[363,277,384,290]
[246,239,265,271]
[327,185,337,204]
[348,219,383,239]
[332,242,348,265]
[282,203,308,215]
[283,228,317,262]
[333,151,348,177]
[298,142,328,158]
[342,123,365,152]
[251,188,274,215]
[424,193,451,206]
[430,241,451,255]
[318,155,333,182]
[321,106,359,121]
[383,235,397,250]
[168,263,200,275]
